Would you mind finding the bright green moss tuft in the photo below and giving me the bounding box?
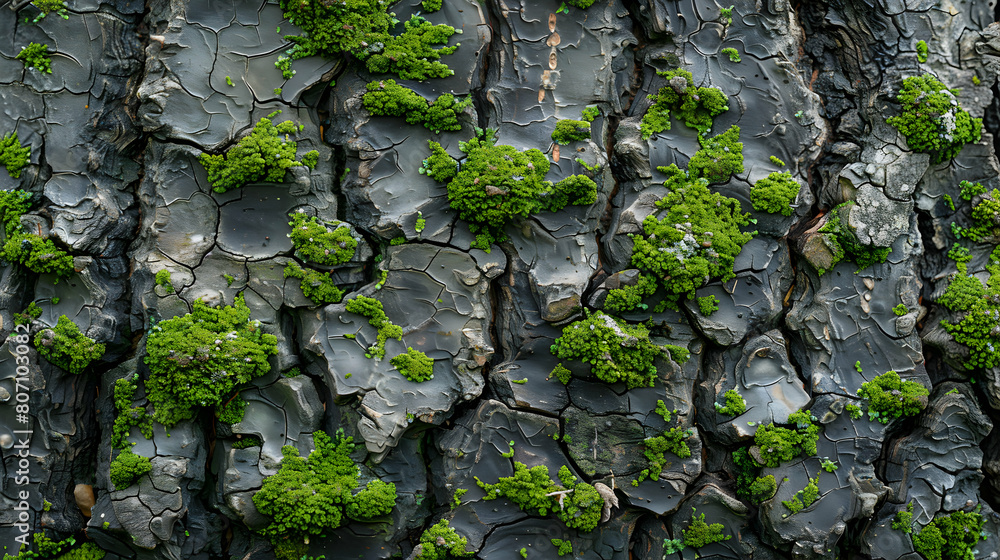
[749,475,777,504]
[3,534,105,560]
[34,315,105,375]
[391,347,434,382]
[216,394,248,424]
[732,447,760,502]
[550,538,573,557]
[144,294,278,426]
[414,520,473,560]
[14,301,42,326]
[287,211,357,266]
[751,172,800,216]
[715,389,746,416]
[550,363,573,384]
[912,509,985,560]
[858,370,928,423]
[654,400,674,422]
[769,155,786,167]
[0,132,31,178]
[421,0,443,11]
[682,509,730,548]
[697,295,719,316]
[344,296,402,360]
[198,112,318,193]
[551,119,592,145]
[628,168,754,309]
[476,462,603,532]
[846,403,862,419]
[155,269,174,293]
[937,250,1000,369]
[550,311,664,389]
[232,435,263,449]
[753,410,820,468]
[886,74,982,164]
[110,448,152,490]
[252,429,397,550]
[816,202,891,273]
[916,40,928,63]
[112,374,153,450]
[566,0,596,7]
[688,125,744,184]
[721,47,740,62]
[635,426,693,484]
[581,106,600,122]
[782,474,820,515]
[641,68,729,138]
[3,233,76,278]
[959,180,986,201]
[421,140,459,182]
[17,43,52,74]
[363,79,471,134]
[283,262,344,305]
[892,503,914,534]
[604,274,657,312]
[546,175,598,212]
[893,303,909,316]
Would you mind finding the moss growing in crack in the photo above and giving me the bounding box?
[283,262,344,305]
[144,294,278,426]
[550,311,664,389]
[0,132,31,179]
[421,0,443,11]
[344,296,402,360]
[697,295,719,316]
[714,389,746,416]
[391,347,434,382]
[604,274,657,313]
[252,429,397,554]
[753,410,820,468]
[751,172,800,216]
[688,125,744,184]
[886,73,982,164]
[893,303,909,316]
[414,520,473,560]
[1,189,75,279]
[3,533,105,559]
[682,509,731,548]
[287,211,358,266]
[911,508,985,560]
[721,47,740,62]
[551,539,573,557]
[363,79,471,134]
[216,394,248,424]
[550,363,573,384]
[475,462,603,532]
[112,374,153,450]
[816,202,892,273]
[424,130,595,251]
[750,475,777,504]
[954,187,1000,242]
[16,43,52,74]
[232,435,263,449]
[109,448,152,490]
[916,40,928,63]
[782,474,820,515]
[34,315,105,375]
[551,119,592,145]
[155,269,174,293]
[846,403,863,420]
[198,112,319,193]
[628,167,754,309]
[641,68,729,138]
[857,370,928,423]
[14,301,42,326]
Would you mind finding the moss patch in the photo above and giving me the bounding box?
[34,315,105,375]
[886,74,981,164]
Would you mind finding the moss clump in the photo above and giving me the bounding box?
[845,403,862,419]
[911,509,985,560]
[198,112,318,193]
[0,132,31,179]
[232,435,263,449]
[2,533,105,560]
[421,0,442,11]
[627,167,754,309]
[14,301,42,326]
[363,79,472,134]
[550,311,664,389]
[893,303,909,316]
[144,294,278,426]
[603,274,657,312]
[424,130,596,250]
[283,262,344,305]
[0,189,76,279]
[216,394,248,424]
[476,462,603,532]
[581,106,600,122]
[721,47,740,62]
[682,509,731,548]
[815,202,892,273]
[17,43,52,74]
[413,520,473,560]
[857,370,928,423]
[782,474,820,514]
[751,172,800,216]
[937,250,1000,369]
[287,211,357,266]
[550,363,573,384]
[886,74,982,165]
[109,448,152,490]
[551,119,592,145]
[750,475,777,504]
[155,269,173,293]
[550,539,572,556]
[566,0,596,7]
[112,374,153,450]
[732,447,760,502]
[892,503,914,534]
[753,410,820,468]
[715,389,746,416]
[697,295,719,316]
[391,347,434,382]
[641,68,729,138]
[916,40,928,63]
[344,296,402,360]
[635,426,693,484]
[34,315,105,375]
[954,187,1000,241]
[688,125,744,184]
[253,430,397,554]
[279,0,459,81]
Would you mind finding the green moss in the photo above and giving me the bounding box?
[14,301,42,326]
[732,447,760,502]
[143,294,278,426]
[500,440,515,458]
[278,1,458,80]
[753,410,820,468]
[604,274,657,312]
[232,435,263,449]
[198,112,318,193]
[782,474,820,515]
[426,130,595,250]
[663,538,686,555]
[550,539,572,557]
[415,212,426,234]
[892,503,914,534]
[581,106,600,123]
[551,119,592,145]
[16,43,52,74]
[0,132,31,179]
[110,448,152,490]
[518,548,526,559]
[749,475,777,504]
[363,79,471,134]
[719,5,734,25]
[566,0,595,7]
[769,155,785,167]
[217,394,248,424]
[252,429,397,550]
[391,347,434,382]
[413,520,472,560]
[893,303,909,316]
[3,233,76,278]
[654,400,674,423]
[845,403,862,420]
[688,125,744,184]
[154,269,173,293]
[2,534,105,560]
[816,202,892,273]
[697,295,719,316]
[682,509,730,548]
[635,426,693,484]
[641,68,729,138]
[283,262,344,305]
[421,0,442,11]
[973,75,981,85]
[34,315,104,375]
[938,252,1000,369]
[912,509,985,560]
[344,296,402,360]
[664,344,691,364]
[28,0,69,21]
[720,47,740,62]
[452,488,467,509]
[886,74,982,164]
[550,363,573,384]
[287,211,357,266]
[475,462,603,532]
[715,389,746,416]
[916,40,928,63]
[858,370,928,423]
[628,167,754,309]
[550,311,664,389]
[751,172,800,216]
[112,374,152,450]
